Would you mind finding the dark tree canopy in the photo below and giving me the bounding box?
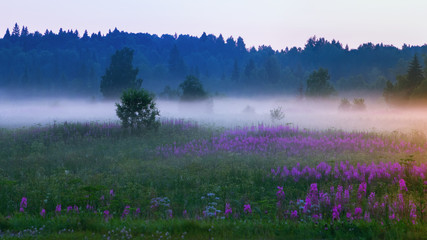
[179,75,207,101]
[306,68,336,97]
[100,47,142,99]
[2,24,427,97]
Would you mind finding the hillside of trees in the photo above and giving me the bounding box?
[1,23,427,98]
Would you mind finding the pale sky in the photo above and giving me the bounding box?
[1,0,426,50]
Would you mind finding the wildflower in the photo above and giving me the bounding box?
[332,205,340,220]
[40,209,46,218]
[409,200,417,224]
[346,212,352,220]
[103,210,110,222]
[135,208,141,216]
[100,195,105,201]
[354,207,362,219]
[357,182,367,200]
[56,204,61,213]
[243,204,252,214]
[122,205,130,218]
[110,189,115,197]
[291,210,298,219]
[364,212,371,222]
[183,209,188,217]
[20,197,27,209]
[167,209,173,218]
[225,203,232,217]
[276,186,285,200]
[399,179,408,191]
[74,205,79,213]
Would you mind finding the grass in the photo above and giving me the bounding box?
[0,120,425,239]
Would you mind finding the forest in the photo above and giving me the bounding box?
[1,23,427,98]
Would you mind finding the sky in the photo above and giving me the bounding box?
[1,0,426,50]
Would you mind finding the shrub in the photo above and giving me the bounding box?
[338,98,351,111]
[270,106,285,123]
[352,98,366,111]
[116,89,160,130]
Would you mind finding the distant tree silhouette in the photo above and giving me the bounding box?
[384,55,426,103]
[179,75,207,101]
[231,60,240,81]
[265,56,281,83]
[306,68,336,97]
[168,45,186,78]
[244,59,256,81]
[100,47,142,99]
[3,29,11,40]
[11,23,20,39]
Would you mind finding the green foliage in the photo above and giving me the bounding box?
[100,47,142,99]
[179,75,207,101]
[115,89,160,130]
[305,68,336,97]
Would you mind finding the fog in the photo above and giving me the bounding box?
[1,97,427,134]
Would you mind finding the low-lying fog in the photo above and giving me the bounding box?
[1,97,427,134]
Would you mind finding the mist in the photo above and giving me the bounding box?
[2,96,427,135]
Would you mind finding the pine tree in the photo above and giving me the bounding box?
[406,55,424,91]
[3,29,11,39]
[11,23,20,39]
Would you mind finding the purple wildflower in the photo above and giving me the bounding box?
[122,205,130,218]
[225,203,232,217]
[399,179,408,191]
[110,189,115,197]
[40,209,46,218]
[276,186,285,200]
[291,210,298,219]
[55,204,61,213]
[243,204,252,214]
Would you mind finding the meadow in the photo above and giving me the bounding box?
[0,118,426,239]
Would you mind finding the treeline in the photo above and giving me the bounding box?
[1,23,427,97]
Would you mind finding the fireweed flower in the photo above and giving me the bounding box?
[67,206,73,213]
[354,207,363,219]
[399,179,408,191]
[276,186,285,200]
[291,210,298,219]
[357,182,367,200]
[243,204,252,214]
[74,205,79,213]
[103,210,110,222]
[110,189,115,197]
[40,209,46,218]
[55,204,61,213]
[122,205,130,218]
[225,203,232,217]
[332,205,340,220]
[167,209,173,218]
[20,197,27,209]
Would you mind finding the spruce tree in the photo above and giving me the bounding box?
[406,55,424,92]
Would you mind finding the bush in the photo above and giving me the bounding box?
[352,98,366,111]
[338,98,351,111]
[116,89,160,130]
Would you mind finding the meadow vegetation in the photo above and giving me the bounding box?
[0,119,425,239]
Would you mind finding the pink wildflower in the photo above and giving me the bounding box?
[243,204,252,214]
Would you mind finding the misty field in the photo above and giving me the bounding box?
[0,114,426,239]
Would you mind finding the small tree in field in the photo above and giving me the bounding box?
[116,89,160,130]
